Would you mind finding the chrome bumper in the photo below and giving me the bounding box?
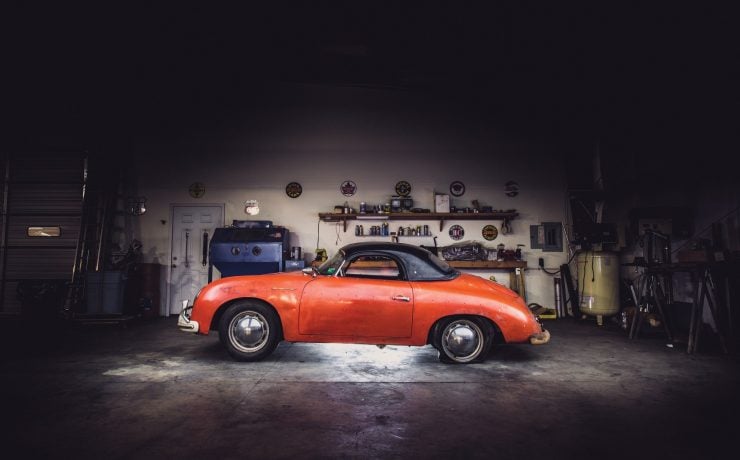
[177,299,200,333]
[529,329,550,345]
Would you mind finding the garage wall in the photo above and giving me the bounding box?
[131,83,569,312]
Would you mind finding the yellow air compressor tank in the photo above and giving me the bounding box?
[576,251,620,323]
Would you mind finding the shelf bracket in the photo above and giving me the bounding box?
[439,219,444,232]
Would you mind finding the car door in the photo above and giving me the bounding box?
[298,254,413,338]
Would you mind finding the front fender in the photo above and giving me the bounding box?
[190,272,308,334]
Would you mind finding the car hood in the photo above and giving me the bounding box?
[199,270,312,299]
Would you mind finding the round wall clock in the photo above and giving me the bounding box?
[188,182,205,198]
[450,181,465,197]
[449,224,464,241]
[395,180,411,197]
[482,224,498,241]
[340,180,357,197]
[285,182,302,198]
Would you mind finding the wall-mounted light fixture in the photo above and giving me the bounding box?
[244,200,260,215]
[126,196,147,216]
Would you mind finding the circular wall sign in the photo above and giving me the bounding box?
[482,224,498,241]
[504,180,519,197]
[189,182,205,198]
[340,180,357,197]
[450,181,465,197]
[395,180,411,197]
[449,224,464,241]
[285,182,302,198]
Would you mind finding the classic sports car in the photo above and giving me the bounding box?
[178,242,549,364]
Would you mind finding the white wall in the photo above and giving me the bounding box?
[132,83,569,312]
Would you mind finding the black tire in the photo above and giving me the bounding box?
[434,316,494,364]
[218,301,281,362]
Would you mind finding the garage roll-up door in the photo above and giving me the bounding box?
[0,153,86,315]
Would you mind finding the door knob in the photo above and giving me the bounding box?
[171,264,177,268]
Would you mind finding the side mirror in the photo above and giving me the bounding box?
[302,267,318,277]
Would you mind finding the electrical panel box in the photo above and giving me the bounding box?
[530,222,563,252]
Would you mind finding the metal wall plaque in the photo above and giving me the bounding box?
[285,182,302,198]
[450,181,465,197]
[189,182,206,198]
[340,180,357,197]
[395,180,411,197]
[449,224,464,241]
[505,180,519,197]
[482,224,498,241]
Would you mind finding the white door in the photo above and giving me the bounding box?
[169,205,223,315]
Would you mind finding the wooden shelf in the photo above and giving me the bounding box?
[311,259,526,269]
[319,211,518,232]
[447,260,527,269]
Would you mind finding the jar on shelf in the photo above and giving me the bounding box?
[496,244,505,261]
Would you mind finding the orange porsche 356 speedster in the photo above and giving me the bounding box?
[178,242,550,363]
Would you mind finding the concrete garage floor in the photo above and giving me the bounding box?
[1,317,739,460]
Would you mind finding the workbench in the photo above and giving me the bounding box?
[447,260,528,302]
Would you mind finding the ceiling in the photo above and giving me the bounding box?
[3,3,735,166]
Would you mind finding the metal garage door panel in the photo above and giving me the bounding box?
[2,282,22,314]
[7,215,80,247]
[5,247,76,279]
[8,184,83,215]
[10,156,84,183]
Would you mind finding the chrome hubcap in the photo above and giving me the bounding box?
[229,311,269,353]
[442,320,483,362]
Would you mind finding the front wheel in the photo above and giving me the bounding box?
[219,301,281,362]
[435,317,493,364]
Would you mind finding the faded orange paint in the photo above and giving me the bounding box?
[189,271,543,345]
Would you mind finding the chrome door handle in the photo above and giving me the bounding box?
[392,295,410,302]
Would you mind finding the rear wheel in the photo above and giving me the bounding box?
[219,301,281,362]
[435,317,493,364]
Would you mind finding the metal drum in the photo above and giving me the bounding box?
[576,251,620,318]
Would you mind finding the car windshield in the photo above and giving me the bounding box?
[317,250,345,275]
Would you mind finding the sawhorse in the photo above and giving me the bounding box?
[687,266,729,354]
